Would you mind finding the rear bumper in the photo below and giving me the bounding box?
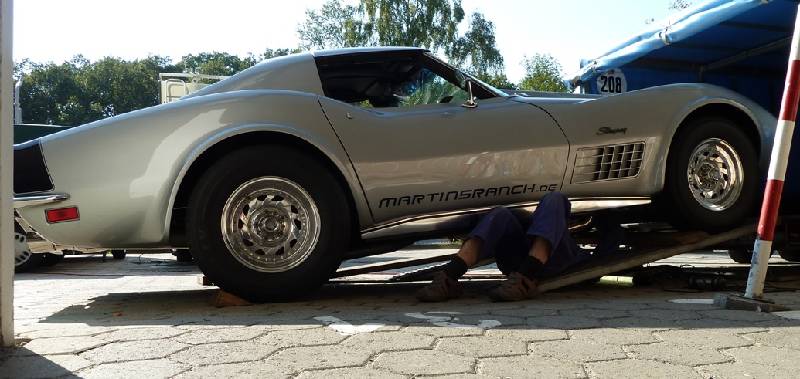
[13,192,69,209]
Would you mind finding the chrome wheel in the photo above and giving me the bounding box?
[686,138,744,211]
[14,232,32,267]
[221,177,320,273]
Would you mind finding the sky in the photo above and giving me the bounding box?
[13,0,677,82]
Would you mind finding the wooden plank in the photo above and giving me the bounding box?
[333,253,457,278]
[387,258,497,282]
[537,224,755,293]
[575,230,712,247]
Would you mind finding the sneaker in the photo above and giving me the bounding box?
[416,271,464,302]
[488,272,537,302]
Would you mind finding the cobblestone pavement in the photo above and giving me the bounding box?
[1,251,800,378]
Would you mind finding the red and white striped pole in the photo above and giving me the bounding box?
[745,5,800,299]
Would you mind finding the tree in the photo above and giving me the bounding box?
[16,49,305,125]
[175,49,300,76]
[518,54,568,93]
[261,48,302,60]
[298,0,367,50]
[177,52,257,76]
[18,55,176,126]
[18,56,88,125]
[82,56,174,119]
[298,0,504,79]
[450,13,505,81]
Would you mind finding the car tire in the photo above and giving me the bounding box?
[111,250,126,260]
[14,232,41,273]
[187,145,351,302]
[39,253,65,267]
[661,117,758,232]
[727,248,753,264]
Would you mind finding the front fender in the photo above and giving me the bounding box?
[666,92,777,176]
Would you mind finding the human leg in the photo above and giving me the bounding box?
[490,192,581,301]
[417,207,528,302]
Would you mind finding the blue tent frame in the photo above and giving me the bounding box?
[575,0,798,116]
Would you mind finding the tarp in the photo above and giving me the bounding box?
[575,0,798,115]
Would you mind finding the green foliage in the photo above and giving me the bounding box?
[450,13,504,78]
[178,52,257,76]
[18,55,178,126]
[298,0,367,49]
[478,73,516,90]
[298,0,503,78]
[518,54,568,93]
[17,49,299,126]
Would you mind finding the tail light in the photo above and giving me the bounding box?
[46,207,80,223]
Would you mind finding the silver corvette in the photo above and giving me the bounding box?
[13,47,775,300]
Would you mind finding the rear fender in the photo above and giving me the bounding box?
[166,123,372,239]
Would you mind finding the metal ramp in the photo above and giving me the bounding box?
[333,224,755,294]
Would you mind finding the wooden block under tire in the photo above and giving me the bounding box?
[210,289,252,308]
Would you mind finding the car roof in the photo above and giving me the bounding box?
[311,46,428,57]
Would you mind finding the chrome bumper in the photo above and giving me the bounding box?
[13,192,70,208]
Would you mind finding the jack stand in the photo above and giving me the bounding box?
[713,293,789,313]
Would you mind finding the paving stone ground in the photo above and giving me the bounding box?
[1,251,800,378]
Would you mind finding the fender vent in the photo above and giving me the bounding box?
[572,142,645,183]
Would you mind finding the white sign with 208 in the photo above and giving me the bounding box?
[596,69,627,95]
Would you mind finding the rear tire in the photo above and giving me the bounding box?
[187,145,351,302]
[661,117,758,232]
[111,250,126,260]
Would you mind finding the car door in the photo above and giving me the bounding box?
[316,55,570,224]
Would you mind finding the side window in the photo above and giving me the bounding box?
[394,68,469,107]
[315,51,478,109]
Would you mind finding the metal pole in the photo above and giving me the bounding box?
[745,4,800,299]
[0,0,14,347]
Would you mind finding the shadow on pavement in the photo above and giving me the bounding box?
[0,347,73,378]
[37,280,800,332]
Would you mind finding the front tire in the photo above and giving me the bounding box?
[187,145,351,302]
[662,117,758,232]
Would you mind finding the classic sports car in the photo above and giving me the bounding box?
[13,47,775,301]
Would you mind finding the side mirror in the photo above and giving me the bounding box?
[461,80,477,109]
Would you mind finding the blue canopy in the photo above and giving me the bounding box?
[575,0,799,116]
